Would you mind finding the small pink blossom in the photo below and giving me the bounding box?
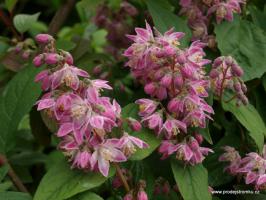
[91,140,127,177]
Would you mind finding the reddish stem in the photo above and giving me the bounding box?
[170,56,177,97]
[114,163,130,193]
[219,66,230,103]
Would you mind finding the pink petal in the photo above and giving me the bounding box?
[245,172,257,184]
[37,99,54,110]
[129,136,149,148]
[111,148,127,162]
[98,155,110,177]
[257,175,266,185]
[90,115,104,129]
[57,123,73,137]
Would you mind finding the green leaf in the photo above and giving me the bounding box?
[215,16,266,81]
[56,39,77,51]
[222,94,265,152]
[0,66,42,153]
[249,5,266,31]
[171,160,211,200]
[34,159,115,200]
[68,191,103,200]
[0,192,31,200]
[13,13,40,33]
[5,0,18,12]
[146,0,191,47]
[0,181,13,192]
[0,165,9,182]
[122,104,160,160]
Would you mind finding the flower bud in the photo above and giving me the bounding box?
[231,64,243,77]
[22,50,30,59]
[194,133,203,144]
[137,190,148,200]
[33,54,44,67]
[124,193,133,200]
[233,82,241,92]
[174,75,183,88]
[144,82,156,95]
[45,53,60,65]
[160,74,172,87]
[188,137,200,151]
[93,65,102,75]
[213,57,223,68]
[176,52,186,64]
[35,34,54,44]
[209,69,219,78]
[162,181,170,195]
[128,118,142,132]
[241,83,247,93]
[167,98,181,113]
[63,51,73,65]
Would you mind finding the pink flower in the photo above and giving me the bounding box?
[36,92,55,111]
[51,64,88,90]
[135,99,158,117]
[142,112,163,132]
[207,0,245,24]
[118,132,149,157]
[72,151,92,169]
[35,70,51,91]
[160,119,187,139]
[159,141,179,159]
[45,53,61,65]
[91,140,127,177]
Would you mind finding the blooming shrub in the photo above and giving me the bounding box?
[0,0,266,200]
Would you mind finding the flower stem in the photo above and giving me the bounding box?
[114,163,130,193]
[219,66,230,103]
[0,154,29,193]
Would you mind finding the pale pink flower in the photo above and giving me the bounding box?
[91,140,127,177]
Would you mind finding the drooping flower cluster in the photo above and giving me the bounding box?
[179,0,245,42]
[210,56,248,105]
[124,22,213,165]
[33,34,148,177]
[219,145,266,190]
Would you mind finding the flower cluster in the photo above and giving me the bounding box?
[8,38,36,60]
[179,0,245,42]
[33,34,148,177]
[124,22,213,165]
[210,56,248,105]
[219,145,266,190]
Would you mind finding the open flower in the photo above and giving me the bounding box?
[91,140,127,177]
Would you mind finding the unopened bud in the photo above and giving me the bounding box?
[35,34,54,44]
